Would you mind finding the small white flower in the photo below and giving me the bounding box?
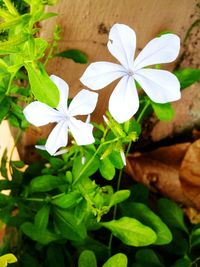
[120,150,126,166]
[81,156,86,165]
[23,75,98,156]
[80,23,181,123]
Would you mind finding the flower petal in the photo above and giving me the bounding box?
[23,101,62,126]
[68,89,98,116]
[35,145,46,151]
[134,68,181,103]
[68,117,95,145]
[35,145,68,156]
[80,62,126,90]
[85,114,91,124]
[108,23,136,69]
[53,148,69,156]
[109,75,139,123]
[133,34,180,70]
[120,150,126,166]
[45,120,68,155]
[50,75,69,112]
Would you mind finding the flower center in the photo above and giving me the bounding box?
[64,114,70,122]
[127,69,134,76]
[59,109,70,121]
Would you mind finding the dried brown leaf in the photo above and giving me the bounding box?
[126,143,192,206]
[180,139,200,209]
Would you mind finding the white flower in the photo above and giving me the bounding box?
[80,23,181,123]
[23,75,98,156]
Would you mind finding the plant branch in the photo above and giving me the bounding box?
[108,141,132,257]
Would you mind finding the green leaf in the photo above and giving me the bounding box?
[157,198,188,233]
[72,155,83,178]
[0,47,20,55]
[0,180,13,191]
[130,184,149,204]
[134,249,164,267]
[0,8,13,20]
[0,97,10,122]
[46,244,66,267]
[74,199,87,224]
[103,253,128,267]
[34,205,50,230]
[65,171,73,184]
[51,192,82,208]
[174,68,200,89]
[191,228,200,248]
[0,149,8,179]
[0,34,28,52]
[72,153,99,181]
[72,237,108,261]
[10,102,24,120]
[29,175,66,193]
[0,254,17,267]
[164,229,188,256]
[120,202,172,245]
[0,16,22,32]
[151,101,174,121]
[25,62,59,107]
[78,250,97,267]
[3,0,19,15]
[19,253,39,267]
[21,222,59,245]
[34,38,48,59]
[0,193,10,207]
[53,208,87,241]
[171,257,191,267]
[56,49,88,64]
[50,157,64,169]
[8,114,20,127]
[108,151,124,169]
[124,119,141,135]
[101,217,157,246]
[99,157,115,180]
[109,190,130,207]
[11,160,25,168]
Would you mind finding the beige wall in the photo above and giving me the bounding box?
[0,121,19,180]
[41,0,197,121]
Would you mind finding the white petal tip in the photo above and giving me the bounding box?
[53,148,69,156]
[103,115,109,124]
[120,150,126,166]
[35,145,46,151]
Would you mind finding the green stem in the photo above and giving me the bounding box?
[51,192,65,200]
[24,197,45,202]
[44,27,60,66]
[44,44,55,66]
[191,257,200,267]
[136,99,150,124]
[23,192,64,203]
[108,141,132,257]
[9,129,22,176]
[72,137,119,185]
[108,98,150,256]
[6,72,16,96]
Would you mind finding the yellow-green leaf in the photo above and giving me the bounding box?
[25,62,59,107]
[0,253,17,267]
